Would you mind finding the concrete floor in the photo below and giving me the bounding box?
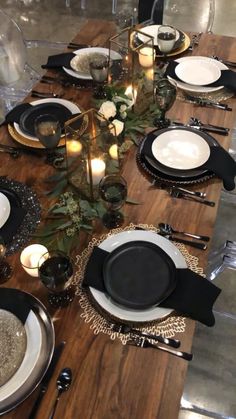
[0,0,236,418]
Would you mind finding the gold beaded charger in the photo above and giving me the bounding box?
[73,223,205,344]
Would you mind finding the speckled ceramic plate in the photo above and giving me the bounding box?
[0,288,54,415]
[0,309,42,402]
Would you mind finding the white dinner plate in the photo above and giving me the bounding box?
[89,230,187,322]
[0,310,42,402]
[175,59,221,86]
[168,56,227,93]
[13,98,81,142]
[0,192,10,228]
[151,130,211,170]
[138,24,180,46]
[63,47,121,80]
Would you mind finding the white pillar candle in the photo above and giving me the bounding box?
[109,144,118,160]
[87,158,106,186]
[138,47,155,68]
[20,244,48,277]
[67,140,82,156]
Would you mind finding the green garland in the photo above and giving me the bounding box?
[35,83,160,253]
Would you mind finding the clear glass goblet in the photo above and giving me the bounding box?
[34,114,62,165]
[99,174,127,229]
[89,54,109,99]
[154,78,177,128]
[38,250,75,308]
[157,25,176,57]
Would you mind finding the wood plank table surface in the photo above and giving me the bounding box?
[1,20,236,419]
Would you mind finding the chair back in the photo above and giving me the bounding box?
[139,0,215,33]
[0,9,27,85]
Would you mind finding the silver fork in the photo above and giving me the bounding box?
[128,337,193,361]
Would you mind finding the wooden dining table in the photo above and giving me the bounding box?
[1,19,236,419]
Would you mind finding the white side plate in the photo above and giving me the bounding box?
[13,98,81,142]
[151,129,211,170]
[0,192,11,228]
[89,230,187,322]
[175,59,221,86]
[168,56,227,93]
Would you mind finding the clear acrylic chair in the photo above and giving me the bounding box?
[138,0,215,33]
[0,9,68,118]
[206,240,236,281]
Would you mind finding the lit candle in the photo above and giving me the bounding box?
[87,158,106,186]
[109,144,118,160]
[20,244,48,277]
[67,140,82,156]
[138,47,155,68]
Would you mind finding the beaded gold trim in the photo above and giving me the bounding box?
[73,223,205,344]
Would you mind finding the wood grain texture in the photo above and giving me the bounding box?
[1,21,236,419]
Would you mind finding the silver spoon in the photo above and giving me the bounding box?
[49,367,72,419]
[158,223,210,242]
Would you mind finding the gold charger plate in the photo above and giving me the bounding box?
[156,32,191,58]
[8,124,65,149]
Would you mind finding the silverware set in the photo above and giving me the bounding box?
[184,93,232,111]
[169,188,215,207]
[172,118,230,135]
[158,223,210,242]
[112,323,181,348]
[188,32,202,51]
[152,181,207,199]
[127,337,193,361]
[135,226,207,250]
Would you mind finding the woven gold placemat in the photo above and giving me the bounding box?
[73,223,205,344]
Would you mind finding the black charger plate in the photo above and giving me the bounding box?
[19,103,72,137]
[103,240,177,309]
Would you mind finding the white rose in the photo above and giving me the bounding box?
[120,104,127,113]
[120,111,127,120]
[113,95,133,109]
[98,101,116,120]
[109,119,124,136]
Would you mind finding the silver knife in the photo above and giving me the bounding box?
[28,341,66,419]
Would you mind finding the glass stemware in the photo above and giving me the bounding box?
[99,174,127,229]
[0,238,13,283]
[157,25,176,57]
[89,54,109,99]
[34,114,63,165]
[154,78,177,128]
[38,250,75,308]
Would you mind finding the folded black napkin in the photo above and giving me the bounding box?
[0,288,31,324]
[142,132,236,191]
[41,52,75,70]
[0,206,26,244]
[165,60,236,93]
[83,246,221,326]
[4,103,32,125]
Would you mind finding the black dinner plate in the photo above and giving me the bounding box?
[103,240,177,309]
[139,126,219,181]
[19,103,72,137]
[0,288,54,415]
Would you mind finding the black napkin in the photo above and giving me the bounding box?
[83,246,221,326]
[0,206,26,244]
[142,132,236,191]
[165,60,236,93]
[41,52,75,70]
[4,103,32,125]
[0,288,31,324]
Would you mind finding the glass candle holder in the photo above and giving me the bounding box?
[20,244,48,277]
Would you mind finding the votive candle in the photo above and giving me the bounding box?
[20,244,48,277]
